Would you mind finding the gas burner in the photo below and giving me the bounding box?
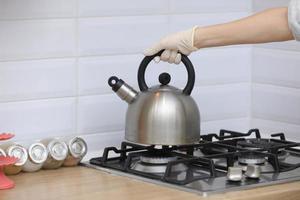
[237,138,277,150]
[131,155,187,174]
[238,153,266,165]
[140,155,177,164]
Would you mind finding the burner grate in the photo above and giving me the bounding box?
[90,129,300,185]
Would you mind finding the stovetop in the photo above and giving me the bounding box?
[84,129,300,196]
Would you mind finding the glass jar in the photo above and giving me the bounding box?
[41,138,68,169]
[22,142,48,172]
[63,137,87,167]
[2,143,28,175]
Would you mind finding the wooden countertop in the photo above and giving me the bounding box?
[1,166,300,200]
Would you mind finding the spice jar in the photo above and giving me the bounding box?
[41,138,68,169]
[2,143,28,175]
[22,142,48,172]
[63,137,87,167]
[0,148,6,156]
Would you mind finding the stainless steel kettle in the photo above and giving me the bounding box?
[108,50,200,145]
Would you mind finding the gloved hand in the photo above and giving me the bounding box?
[144,26,199,64]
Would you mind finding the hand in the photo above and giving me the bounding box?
[144,26,199,64]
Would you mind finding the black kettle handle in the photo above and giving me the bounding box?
[138,50,195,95]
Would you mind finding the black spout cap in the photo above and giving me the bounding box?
[108,76,124,92]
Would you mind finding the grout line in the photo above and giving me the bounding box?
[252,117,300,127]
[0,11,250,22]
[0,82,251,104]
[249,45,254,129]
[252,82,300,91]
[74,0,80,135]
[0,46,252,63]
[252,46,300,54]
[0,52,142,63]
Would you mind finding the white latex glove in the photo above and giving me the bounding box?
[144,26,199,64]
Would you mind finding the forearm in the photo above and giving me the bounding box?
[194,8,294,49]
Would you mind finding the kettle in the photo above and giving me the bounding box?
[108,50,200,145]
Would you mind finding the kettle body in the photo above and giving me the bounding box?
[108,50,200,145]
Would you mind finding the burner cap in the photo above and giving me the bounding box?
[238,154,266,165]
[140,155,177,164]
[131,155,187,174]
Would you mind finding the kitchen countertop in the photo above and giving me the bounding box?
[0,166,300,200]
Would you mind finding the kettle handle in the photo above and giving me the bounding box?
[138,50,195,95]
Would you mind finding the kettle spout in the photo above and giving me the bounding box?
[108,76,138,104]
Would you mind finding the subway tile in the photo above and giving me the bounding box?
[252,84,300,125]
[253,48,300,88]
[0,19,76,61]
[77,94,127,134]
[78,54,171,95]
[80,131,124,152]
[169,12,250,32]
[0,98,76,141]
[201,118,250,134]
[78,16,169,56]
[169,47,251,89]
[170,0,252,14]
[251,118,300,141]
[255,41,300,52]
[79,0,168,17]
[0,58,76,102]
[192,83,251,122]
[0,0,76,20]
[253,0,289,11]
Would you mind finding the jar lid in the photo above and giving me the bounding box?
[29,143,48,164]
[0,148,6,156]
[7,144,28,166]
[68,137,87,158]
[47,139,68,161]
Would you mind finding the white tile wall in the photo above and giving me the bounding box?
[0,0,76,20]
[170,0,252,14]
[201,118,251,133]
[0,0,260,153]
[253,48,300,88]
[169,12,250,32]
[253,0,289,11]
[193,83,251,122]
[77,94,127,134]
[78,16,169,56]
[78,0,169,17]
[0,98,76,141]
[0,19,76,61]
[252,84,300,125]
[0,58,76,102]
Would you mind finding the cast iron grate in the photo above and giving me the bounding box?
[90,129,300,185]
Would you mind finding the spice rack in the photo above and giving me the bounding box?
[0,133,18,189]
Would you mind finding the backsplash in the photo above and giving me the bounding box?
[252,0,300,140]
[3,0,298,151]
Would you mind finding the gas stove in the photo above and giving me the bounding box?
[84,129,300,196]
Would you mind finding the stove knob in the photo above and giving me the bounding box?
[227,167,243,182]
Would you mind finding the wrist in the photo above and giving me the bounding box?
[193,26,211,49]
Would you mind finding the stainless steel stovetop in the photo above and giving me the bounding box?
[84,129,300,196]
